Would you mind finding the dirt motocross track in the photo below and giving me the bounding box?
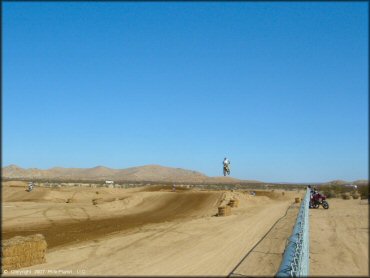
[3,182,300,276]
[2,182,367,276]
[2,185,221,249]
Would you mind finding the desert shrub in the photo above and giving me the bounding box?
[341,192,351,200]
[323,190,336,199]
[352,193,360,199]
[357,185,369,199]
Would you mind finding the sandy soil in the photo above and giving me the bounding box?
[3,183,368,276]
[309,198,369,276]
[2,182,303,276]
[230,202,301,276]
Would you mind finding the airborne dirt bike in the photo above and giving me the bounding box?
[309,192,329,209]
[223,164,230,176]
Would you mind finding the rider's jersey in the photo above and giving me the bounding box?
[223,159,230,166]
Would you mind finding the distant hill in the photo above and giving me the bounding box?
[321,179,369,186]
[352,180,369,186]
[2,164,261,184]
[323,180,349,186]
[3,165,367,185]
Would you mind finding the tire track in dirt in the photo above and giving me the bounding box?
[2,192,221,249]
[4,209,45,222]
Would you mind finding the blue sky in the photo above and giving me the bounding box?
[3,2,368,182]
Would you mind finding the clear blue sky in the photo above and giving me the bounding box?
[3,2,368,183]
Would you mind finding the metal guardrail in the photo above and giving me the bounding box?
[276,188,310,277]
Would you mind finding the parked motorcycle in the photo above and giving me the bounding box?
[310,191,329,209]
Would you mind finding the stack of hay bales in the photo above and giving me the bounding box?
[1,234,47,271]
[228,198,239,208]
[218,206,231,216]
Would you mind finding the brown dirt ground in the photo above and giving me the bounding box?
[5,183,366,276]
[2,185,221,249]
[309,198,369,276]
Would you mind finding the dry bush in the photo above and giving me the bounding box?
[323,190,336,199]
[352,192,360,199]
[341,192,351,200]
[1,234,47,270]
[358,185,369,199]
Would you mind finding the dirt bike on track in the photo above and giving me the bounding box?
[223,165,230,176]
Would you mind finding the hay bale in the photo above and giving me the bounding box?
[218,206,231,216]
[341,192,351,200]
[228,199,239,208]
[1,234,47,270]
[295,197,300,203]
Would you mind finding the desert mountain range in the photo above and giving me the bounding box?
[2,164,367,185]
[2,164,258,184]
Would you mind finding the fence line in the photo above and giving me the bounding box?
[276,188,310,277]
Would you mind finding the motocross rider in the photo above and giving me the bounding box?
[28,182,33,192]
[223,157,231,174]
[308,185,314,207]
